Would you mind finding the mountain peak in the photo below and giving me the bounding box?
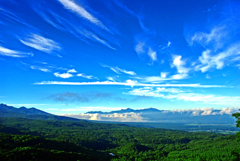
[19,106,27,110]
[86,107,161,114]
[0,103,84,122]
[0,103,50,115]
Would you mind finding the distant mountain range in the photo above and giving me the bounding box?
[86,107,162,114]
[0,103,83,122]
[85,107,237,124]
[1,103,237,124]
[0,103,51,115]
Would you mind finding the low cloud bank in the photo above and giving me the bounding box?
[164,107,238,116]
[59,107,239,123]
[61,112,145,122]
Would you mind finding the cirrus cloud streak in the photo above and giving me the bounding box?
[34,80,227,88]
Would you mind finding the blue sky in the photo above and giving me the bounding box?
[0,0,240,114]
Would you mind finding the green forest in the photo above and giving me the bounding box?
[0,103,240,161]
[0,114,240,161]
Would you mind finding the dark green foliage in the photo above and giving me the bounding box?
[0,132,93,161]
[231,110,240,160]
[232,112,240,128]
[119,122,240,134]
[0,117,239,161]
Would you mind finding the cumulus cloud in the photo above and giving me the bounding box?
[148,48,157,62]
[160,72,168,78]
[68,69,77,73]
[53,68,80,78]
[170,73,188,80]
[0,45,33,57]
[20,34,61,53]
[60,112,145,122]
[169,107,238,116]
[219,107,238,115]
[59,107,238,122]
[172,55,190,76]
[54,72,73,78]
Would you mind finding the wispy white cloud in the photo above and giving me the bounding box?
[77,73,97,79]
[160,41,171,50]
[117,67,136,75]
[0,45,33,57]
[30,66,50,72]
[206,74,211,79]
[113,0,138,17]
[58,0,110,32]
[167,41,171,47]
[195,43,240,72]
[20,34,61,53]
[34,6,116,50]
[148,48,157,62]
[126,87,240,106]
[232,56,240,62]
[54,68,96,79]
[134,41,158,63]
[135,76,166,83]
[160,72,168,78]
[187,20,240,72]
[135,73,188,83]
[54,72,73,79]
[169,55,191,80]
[190,26,226,50]
[106,76,119,82]
[0,7,33,28]
[101,65,136,75]
[76,29,116,50]
[135,42,145,54]
[67,69,77,73]
[172,55,190,74]
[155,87,184,93]
[34,80,227,88]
